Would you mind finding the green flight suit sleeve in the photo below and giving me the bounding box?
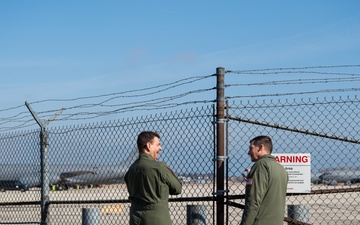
[240,169,269,225]
[160,162,182,195]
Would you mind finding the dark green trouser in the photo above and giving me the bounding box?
[130,203,171,225]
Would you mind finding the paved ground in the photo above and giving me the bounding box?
[0,183,359,224]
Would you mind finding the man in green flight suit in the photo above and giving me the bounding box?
[125,131,182,225]
[240,135,288,225]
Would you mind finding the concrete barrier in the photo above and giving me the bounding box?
[82,208,100,225]
[187,205,206,225]
[288,205,309,225]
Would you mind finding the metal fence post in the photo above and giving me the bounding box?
[25,102,50,225]
[25,102,63,225]
[215,67,225,225]
[40,128,50,225]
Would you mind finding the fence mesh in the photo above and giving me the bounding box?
[0,105,216,225]
[0,95,359,225]
[226,95,360,225]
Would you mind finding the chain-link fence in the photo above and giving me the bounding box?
[0,105,217,225]
[226,95,360,225]
[1,81,359,224]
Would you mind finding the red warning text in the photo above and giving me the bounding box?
[276,155,309,164]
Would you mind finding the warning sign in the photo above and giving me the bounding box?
[273,153,311,193]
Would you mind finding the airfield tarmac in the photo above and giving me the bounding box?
[0,182,359,225]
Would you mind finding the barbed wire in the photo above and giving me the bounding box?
[0,65,359,133]
[226,88,360,99]
[0,75,216,132]
[228,97,359,110]
[227,70,360,76]
[30,74,216,105]
[54,99,216,121]
[55,88,215,121]
[226,77,360,87]
[226,64,360,74]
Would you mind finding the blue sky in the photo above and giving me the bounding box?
[1,1,359,130]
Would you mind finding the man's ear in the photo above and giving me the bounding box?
[258,144,264,152]
[259,144,270,153]
[145,142,151,152]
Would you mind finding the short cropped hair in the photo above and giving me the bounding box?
[250,135,273,153]
[137,131,160,153]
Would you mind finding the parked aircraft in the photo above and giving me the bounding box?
[0,150,138,191]
[0,163,129,191]
[316,168,360,185]
[311,172,323,184]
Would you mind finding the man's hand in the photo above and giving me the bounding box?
[242,168,250,180]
